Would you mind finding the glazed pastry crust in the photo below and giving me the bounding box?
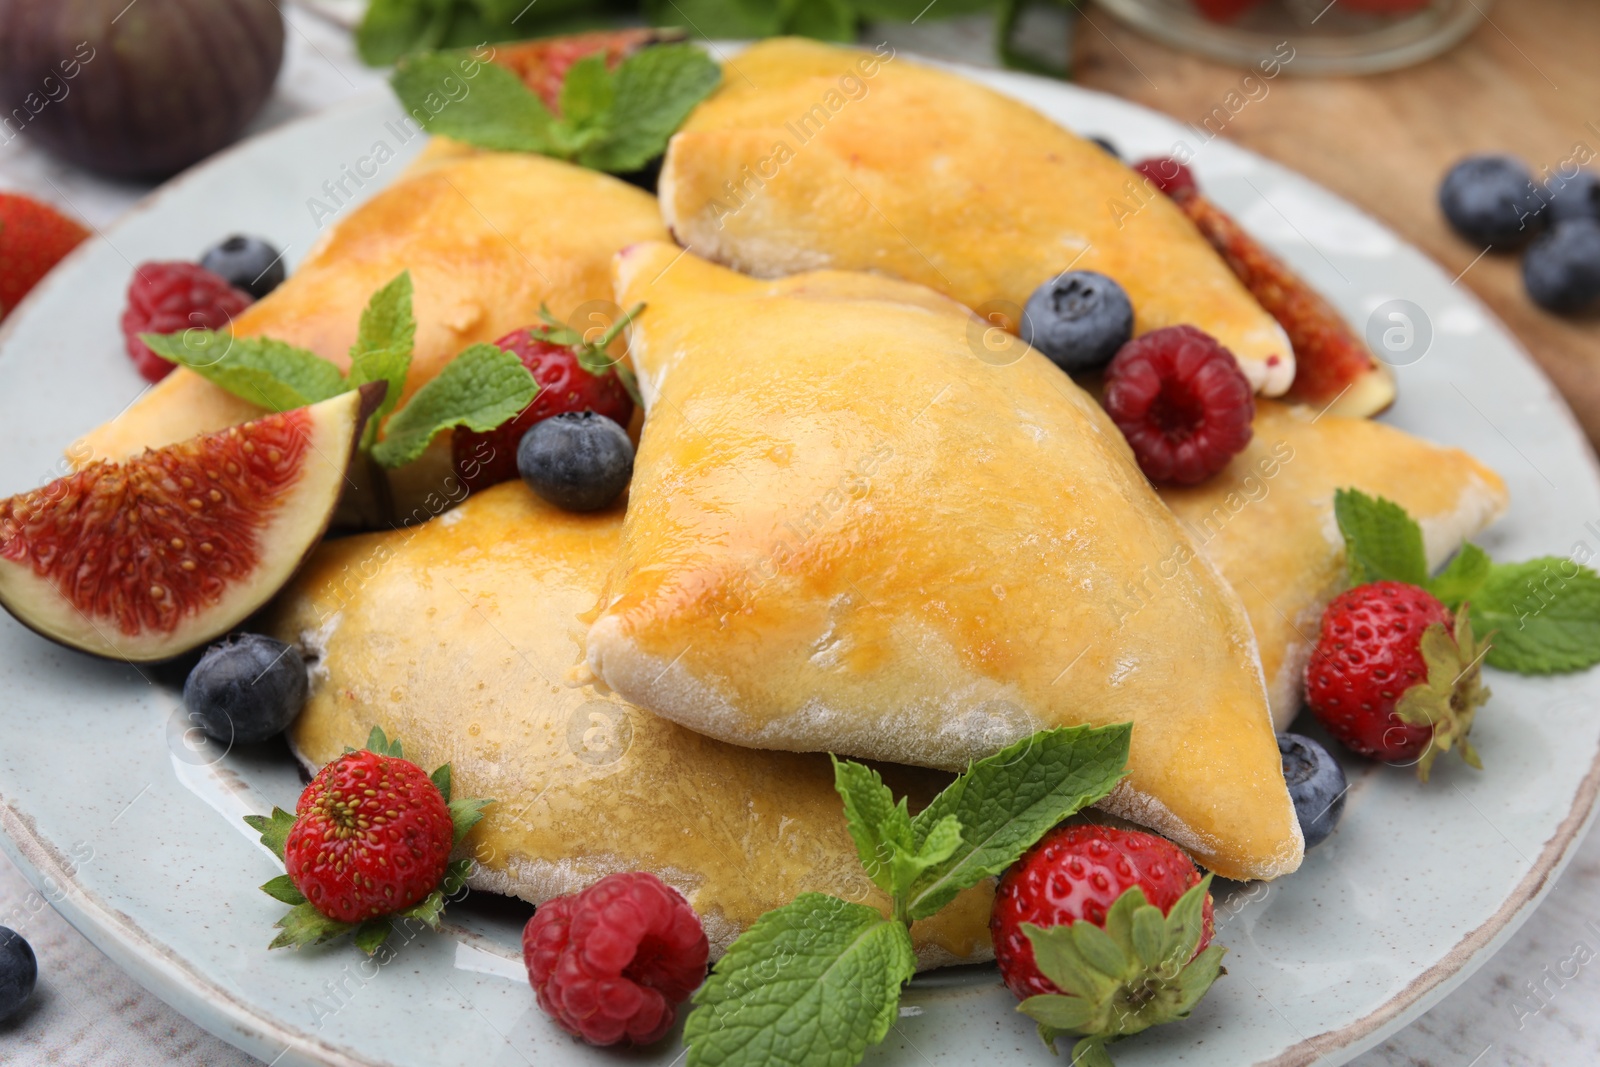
[588,241,1303,882]
[1161,401,1509,729]
[266,482,992,968]
[73,148,668,465]
[660,37,1293,394]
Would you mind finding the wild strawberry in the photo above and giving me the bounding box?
[0,193,89,322]
[1306,581,1490,781]
[121,262,253,383]
[452,306,638,492]
[1102,324,1254,484]
[523,871,708,1046]
[284,747,455,924]
[993,824,1223,1061]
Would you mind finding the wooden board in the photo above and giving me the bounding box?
[1071,0,1600,446]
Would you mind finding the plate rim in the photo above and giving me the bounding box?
[1,57,1599,1067]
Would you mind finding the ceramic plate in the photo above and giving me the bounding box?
[1,58,1598,1067]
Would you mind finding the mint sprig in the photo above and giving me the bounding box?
[244,726,491,955]
[390,42,720,174]
[144,273,539,470]
[684,724,1131,1067]
[1334,488,1600,674]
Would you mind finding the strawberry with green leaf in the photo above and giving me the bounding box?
[683,723,1141,1067]
[244,727,492,954]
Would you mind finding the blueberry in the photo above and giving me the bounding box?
[1523,219,1600,314]
[1278,733,1346,850]
[0,926,36,1023]
[1020,270,1135,373]
[1438,155,1544,249]
[1544,169,1600,226]
[1089,136,1120,160]
[518,412,633,512]
[183,634,308,745]
[199,235,285,299]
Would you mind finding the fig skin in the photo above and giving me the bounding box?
[0,0,285,179]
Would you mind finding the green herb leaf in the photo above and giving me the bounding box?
[1430,542,1493,608]
[391,52,560,154]
[269,902,355,951]
[578,43,723,173]
[260,874,307,906]
[559,52,617,134]
[356,0,454,66]
[684,893,915,1067]
[348,272,416,447]
[431,763,453,804]
[141,331,348,413]
[1333,488,1429,587]
[371,344,538,469]
[353,918,394,956]
[901,723,1131,921]
[1469,557,1600,673]
[782,0,857,41]
[830,756,909,895]
[644,0,781,39]
[244,807,298,864]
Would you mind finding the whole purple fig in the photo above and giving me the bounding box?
[0,0,285,178]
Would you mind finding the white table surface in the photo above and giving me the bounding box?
[0,6,1594,1066]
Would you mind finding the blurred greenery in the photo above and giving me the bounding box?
[356,0,1079,77]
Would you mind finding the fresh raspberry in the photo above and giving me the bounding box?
[452,322,634,492]
[523,871,708,1046]
[992,824,1214,1002]
[1102,325,1254,484]
[1306,581,1489,780]
[1134,156,1199,199]
[121,262,253,383]
[0,193,89,322]
[283,749,454,924]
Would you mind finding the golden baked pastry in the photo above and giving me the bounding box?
[1161,401,1508,729]
[265,481,992,967]
[659,37,1293,394]
[74,147,668,466]
[586,241,1302,882]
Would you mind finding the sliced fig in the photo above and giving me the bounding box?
[0,384,382,662]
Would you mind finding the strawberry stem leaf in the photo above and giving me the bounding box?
[243,807,297,864]
[431,764,452,804]
[448,797,494,847]
[260,874,307,906]
[1394,606,1491,782]
[365,725,404,758]
[269,902,355,951]
[353,918,393,956]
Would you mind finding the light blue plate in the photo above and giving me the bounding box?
[1,62,1597,1067]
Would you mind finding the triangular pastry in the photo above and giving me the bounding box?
[659,37,1293,394]
[1159,401,1508,729]
[586,242,1302,881]
[266,482,993,967]
[75,148,668,466]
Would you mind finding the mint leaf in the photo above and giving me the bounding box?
[579,43,722,173]
[260,874,307,906]
[142,331,347,412]
[1430,542,1492,608]
[391,52,559,154]
[370,344,538,469]
[559,52,616,135]
[244,807,297,864]
[902,723,1131,921]
[644,0,781,38]
[356,0,451,66]
[1469,557,1600,673]
[684,894,915,1067]
[888,813,962,906]
[348,272,416,446]
[1334,488,1429,587]
[830,756,909,895]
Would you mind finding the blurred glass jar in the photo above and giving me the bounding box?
[1093,0,1492,75]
